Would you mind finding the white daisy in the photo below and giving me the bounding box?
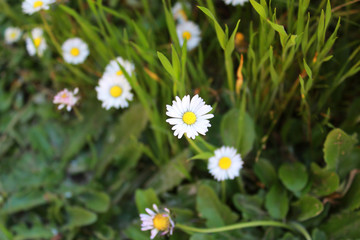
[176,21,201,51]
[208,146,244,181]
[25,28,47,57]
[172,2,190,23]
[61,38,89,65]
[53,88,79,111]
[96,74,133,110]
[223,0,248,6]
[166,95,214,139]
[140,204,175,239]
[104,57,135,77]
[22,0,56,15]
[4,27,22,44]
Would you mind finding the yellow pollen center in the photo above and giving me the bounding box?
[116,70,123,76]
[10,32,16,39]
[34,38,42,47]
[33,1,43,8]
[70,48,80,56]
[182,31,191,40]
[61,93,68,98]
[178,10,187,20]
[182,111,196,125]
[218,157,232,170]
[153,214,170,231]
[110,85,123,98]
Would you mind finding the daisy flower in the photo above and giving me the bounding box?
[166,95,214,139]
[104,57,135,77]
[176,21,201,51]
[53,88,79,111]
[140,204,175,239]
[25,28,47,57]
[223,0,249,6]
[22,0,56,15]
[208,146,244,181]
[172,2,190,23]
[62,38,89,65]
[96,74,133,110]
[4,27,22,44]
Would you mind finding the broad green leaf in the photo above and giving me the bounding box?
[310,163,339,197]
[342,173,360,211]
[233,192,267,220]
[78,191,110,213]
[189,152,213,161]
[135,188,160,214]
[225,20,240,57]
[124,224,149,240]
[196,185,238,227]
[250,0,267,19]
[312,229,327,240]
[265,183,289,220]
[13,225,53,240]
[320,211,360,239]
[291,195,324,221]
[253,158,277,188]
[63,206,97,230]
[157,51,175,78]
[325,0,332,30]
[279,162,308,192]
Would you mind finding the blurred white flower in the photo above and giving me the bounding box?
[53,88,79,111]
[25,28,47,57]
[176,21,201,51]
[104,57,135,77]
[4,27,22,44]
[140,204,175,239]
[62,38,89,65]
[208,146,243,181]
[96,74,133,110]
[22,0,56,15]
[223,0,248,6]
[166,95,213,139]
[172,2,190,23]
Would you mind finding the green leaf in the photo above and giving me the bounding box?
[190,234,216,240]
[312,229,327,240]
[317,10,325,46]
[310,163,339,197]
[124,224,149,240]
[196,185,238,227]
[323,128,358,173]
[279,162,308,192]
[342,173,360,211]
[63,206,97,230]
[320,211,360,239]
[189,152,213,161]
[157,51,175,78]
[253,158,277,188]
[78,191,110,213]
[249,0,267,19]
[225,20,240,57]
[220,109,256,157]
[325,0,332,30]
[135,188,160,214]
[13,225,53,240]
[265,183,289,220]
[233,192,267,220]
[291,195,324,221]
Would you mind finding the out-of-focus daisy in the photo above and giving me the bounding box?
[208,146,243,181]
[62,38,89,65]
[96,74,133,110]
[176,21,201,51]
[25,28,47,57]
[140,204,175,239]
[53,88,79,111]
[223,0,248,6]
[104,57,135,77]
[172,2,190,23]
[4,27,22,44]
[166,95,213,139]
[22,0,56,15]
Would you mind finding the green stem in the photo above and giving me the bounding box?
[221,181,226,202]
[186,136,203,154]
[40,12,62,54]
[176,221,311,240]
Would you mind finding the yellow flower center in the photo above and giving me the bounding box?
[178,10,187,20]
[110,85,123,98]
[61,93,68,98]
[182,31,191,40]
[153,214,170,231]
[33,38,42,47]
[218,157,232,170]
[116,70,123,76]
[70,48,80,56]
[33,1,43,8]
[10,32,16,39]
[182,111,196,125]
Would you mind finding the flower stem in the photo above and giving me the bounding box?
[221,180,226,202]
[176,221,311,240]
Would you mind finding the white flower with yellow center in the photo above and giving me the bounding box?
[208,146,243,181]
[140,204,175,239]
[96,74,133,110]
[172,2,190,23]
[62,38,89,65]
[53,88,79,111]
[223,0,248,6]
[176,20,201,51]
[22,0,56,15]
[104,57,135,77]
[166,95,213,139]
[25,28,47,57]
[4,27,22,44]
